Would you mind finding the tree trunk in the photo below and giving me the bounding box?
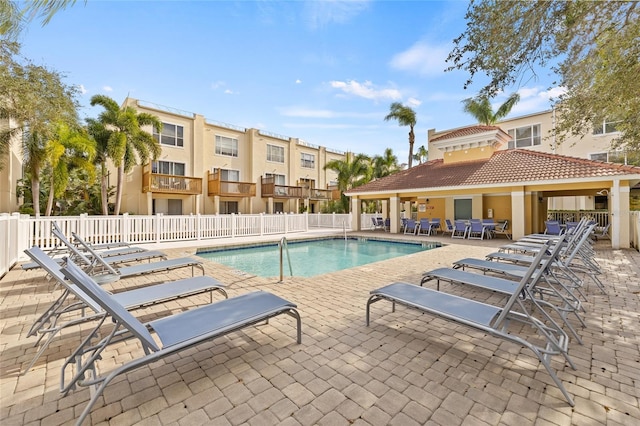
[45,174,55,216]
[100,164,109,215]
[31,176,41,217]
[408,127,415,168]
[114,165,124,215]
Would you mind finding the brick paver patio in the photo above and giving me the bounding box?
[1,232,638,425]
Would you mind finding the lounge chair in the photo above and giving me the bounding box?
[429,218,441,235]
[59,259,301,426]
[21,246,228,374]
[418,218,431,235]
[52,231,205,282]
[366,241,576,407]
[425,236,586,343]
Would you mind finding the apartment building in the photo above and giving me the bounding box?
[121,98,344,215]
[428,110,632,210]
[0,118,22,214]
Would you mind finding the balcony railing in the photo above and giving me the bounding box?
[304,187,332,201]
[142,165,202,195]
[207,171,256,197]
[261,176,303,198]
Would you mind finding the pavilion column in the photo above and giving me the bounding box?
[511,189,526,240]
[390,196,401,233]
[350,196,362,231]
[611,180,630,249]
[381,199,388,218]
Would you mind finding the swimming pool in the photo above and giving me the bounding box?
[197,237,441,278]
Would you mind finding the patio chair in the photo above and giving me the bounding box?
[371,217,385,230]
[418,218,431,235]
[366,240,576,407]
[21,246,228,375]
[59,259,301,426]
[492,220,511,239]
[429,218,441,235]
[384,218,391,232]
[442,219,454,236]
[545,220,563,235]
[404,219,418,235]
[466,220,486,240]
[592,223,610,240]
[481,219,496,238]
[451,220,468,239]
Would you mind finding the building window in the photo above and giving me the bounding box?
[154,123,183,147]
[301,152,315,168]
[593,119,621,135]
[220,201,238,214]
[589,152,608,162]
[152,161,185,176]
[507,124,541,148]
[219,168,239,181]
[267,144,285,163]
[215,135,238,157]
[265,173,286,185]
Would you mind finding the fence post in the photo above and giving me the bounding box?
[305,212,309,231]
[257,213,263,236]
[79,213,87,241]
[122,213,130,243]
[155,213,162,243]
[231,213,236,238]
[284,213,288,234]
[196,213,201,240]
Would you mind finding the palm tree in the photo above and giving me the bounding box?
[385,102,417,168]
[324,152,371,212]
[44,122,95,215]
[86,117,114,215]
[462,93,520,125]
[1,0,80,38]
[90,95,162,215]
[412,145,428,165]
[372,148,400,179]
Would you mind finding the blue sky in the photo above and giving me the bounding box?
[18,0,563,163]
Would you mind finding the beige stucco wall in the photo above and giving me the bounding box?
[116,99,343,216]
[0,119,22,214]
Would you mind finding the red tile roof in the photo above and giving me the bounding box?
[429,125,506,143]
[346,149,640,194]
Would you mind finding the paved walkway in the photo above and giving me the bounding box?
[1,231,638,425]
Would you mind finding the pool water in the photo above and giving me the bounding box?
[197,237,441,278]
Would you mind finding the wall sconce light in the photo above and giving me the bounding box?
[425,198,430,203]
[538,197,543,203]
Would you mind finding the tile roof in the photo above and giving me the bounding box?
[346,149,640,194]
[429,125,505,143]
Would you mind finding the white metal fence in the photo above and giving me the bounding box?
[0,212,352,277]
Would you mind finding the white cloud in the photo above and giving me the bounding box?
[329,80,402,101]
[389,41,451,76]
[295,79,302,84]
[77,84,87,95]
[224,89,234,95]
[509,85,568,116]
[102,86,113,92]
[305,0,370,30]
[406,97,422,107]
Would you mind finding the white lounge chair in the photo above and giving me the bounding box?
[59,259,301,426]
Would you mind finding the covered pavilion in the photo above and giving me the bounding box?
[345,126,640,249]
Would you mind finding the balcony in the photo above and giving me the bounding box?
[142,164,202,195]
[261,177,303,199]
[207,171,256,197]
[304,187,333,201]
